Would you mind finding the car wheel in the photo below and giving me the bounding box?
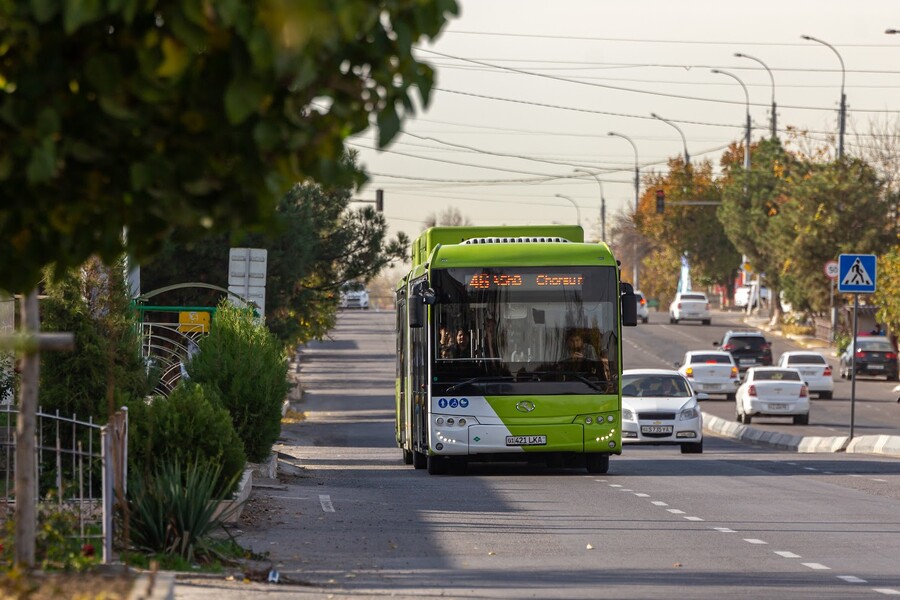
[402,448,414,465]
[681,441,703,454]
[585,453,610,474]
[892,372,900,382]
[427,454,449,475]
[669,316,676,324]
[739,410,751,424]
[673,318,679,324]
[702,319,711,325]
[819,391,833,400]
[412,450,427,470]
[642,317,649,324]
[726,392,736,402]
[793,413,809,425]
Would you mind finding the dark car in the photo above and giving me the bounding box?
[839,336,899,381]
[713,330,772,373]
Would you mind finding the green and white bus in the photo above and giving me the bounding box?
[395,225,637,475]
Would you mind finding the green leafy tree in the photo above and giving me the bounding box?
[142,159,408,345]
[0,1,458,294]
[186,301,288,462]
[875,248,900,338]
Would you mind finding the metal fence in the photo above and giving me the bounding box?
[141,320,206,397]
[0,405,128,563]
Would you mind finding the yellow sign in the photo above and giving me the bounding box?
[178,311,210,333]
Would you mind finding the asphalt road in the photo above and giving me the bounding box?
[176,309,900,600]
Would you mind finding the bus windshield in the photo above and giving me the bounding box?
[431,266,619,395]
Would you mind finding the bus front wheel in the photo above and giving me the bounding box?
[402,448,414,465]
[413,451,427,470]
[585,453,610,474]
[427,454,448,475]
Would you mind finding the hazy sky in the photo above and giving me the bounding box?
[350,0,900,243]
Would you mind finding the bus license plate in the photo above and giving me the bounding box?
[506,435,547,446]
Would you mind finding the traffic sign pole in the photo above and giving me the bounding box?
[850,293,858,440]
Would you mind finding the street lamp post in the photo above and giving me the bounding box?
[650,112,690,165]
[711,69,751,172]
[607,132,640,288]
[802,34,846,160]
[573,168,606,240]
[554,193,581,227]
[734,52,777,140]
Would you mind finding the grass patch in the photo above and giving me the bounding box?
[282,408,306,424]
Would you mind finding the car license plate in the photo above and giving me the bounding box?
[641,425,673,434]
[802,370,817,376]
[505,435,546,446]
[869,364,884,370]
[767,403,787,410]
[740,358,755,365]
[703,383,722,390]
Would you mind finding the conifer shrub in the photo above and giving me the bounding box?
[128,383,246,496]
[186,301,289,462]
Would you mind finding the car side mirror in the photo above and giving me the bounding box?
[674,361,681,368]
[712,341,720,347]
[620,282,637,327]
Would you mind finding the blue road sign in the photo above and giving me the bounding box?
[838,254,877,294]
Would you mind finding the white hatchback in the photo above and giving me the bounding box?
[621,369,704,454]
[677,350,740,400]
[776,351,834,399]
[634,290,650,324]
[735,367,810,425]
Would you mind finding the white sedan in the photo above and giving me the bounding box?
[621,369,704,454]
[735,367,810,425]
[677,350,740,400]
[776,351,834,399]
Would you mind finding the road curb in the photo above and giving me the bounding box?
[703,412,900,458]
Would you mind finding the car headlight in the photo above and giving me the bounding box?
[678,406,699,421]
[622,408,635,421]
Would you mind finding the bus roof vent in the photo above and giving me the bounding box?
[461,236,572,245]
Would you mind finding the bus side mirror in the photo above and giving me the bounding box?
[409,285,435,328]
[620,282,637,327]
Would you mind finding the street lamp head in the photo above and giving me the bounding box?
[734,52,744,58]
[801,34,813,41]
[887,29,899,34]
[710,68,722,75]
[650,112,659,119]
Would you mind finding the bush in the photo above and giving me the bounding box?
[128,383,246,496]
[128,461,241,563]
[187,302,289,462]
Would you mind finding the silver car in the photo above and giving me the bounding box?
[677,350,740,400]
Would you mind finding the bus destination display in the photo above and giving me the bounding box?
[468,273,584,291]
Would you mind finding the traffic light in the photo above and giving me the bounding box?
[655,189,665,214]
[375,189,384,212]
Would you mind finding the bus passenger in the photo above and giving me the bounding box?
[450,329,471,359]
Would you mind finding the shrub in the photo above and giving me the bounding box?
[187,302,289,462]
[128,461,241,563]
[128,383,246,496]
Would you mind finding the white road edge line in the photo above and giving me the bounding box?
[319,494,335,513]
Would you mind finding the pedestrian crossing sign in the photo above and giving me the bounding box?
[838,254,876,293]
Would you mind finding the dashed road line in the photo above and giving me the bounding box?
[744,539,767,545]
[617,488,634,492]
[609,484,623,488]
[802,563,831,570]
[713,527,736,533]
[684,516,704,521]
[872,478,888,482]
[319,494,335,513]
[837,576,867,584]
[634,493,650,497]
[651,501,668,506]
[775,551,801,558]
[873,589,900,596]
[667,509,685,514]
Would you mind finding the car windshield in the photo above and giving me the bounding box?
[690,354,732,364]
[621,374,691,397]
[786,354,826,365]
[857,340,894,352]
[753,370,801,382]
[727,336,766,350]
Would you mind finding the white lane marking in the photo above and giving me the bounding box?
[775,551,801,558]
[618,488,634,492]
[872,478,888,482]
[850,474,864,478]
[873,589,900,596]
[667,509,685,514]
[595,479,607,482]
[634,493,650,497]
[803,467,818,471]
[822,471,833,475]
[837,576,867,584]
[803,563,831,570]
[609,484,623,488]
[319,494,335,513]
[652,501,668,506]
[787,462,798,465]
[714,527,736,533]
[270,496,311,500]
[684,516,704,521]
[744,539,768,545]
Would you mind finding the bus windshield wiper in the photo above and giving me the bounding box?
[531,370,609,394]
[445,376,516,393]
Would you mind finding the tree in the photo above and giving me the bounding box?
[875,249,900,340]
[0,1,458,294]
[142,165,408,346]
[424,207,473,228]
